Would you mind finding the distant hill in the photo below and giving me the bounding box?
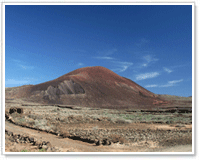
[156,94,192,101]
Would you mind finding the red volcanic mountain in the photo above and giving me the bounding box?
[7,66,166,109]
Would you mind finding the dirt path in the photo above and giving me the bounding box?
[5,121,147,152]
[5,121,105,152]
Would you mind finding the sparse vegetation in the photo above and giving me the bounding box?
[21,149,29,152]
[101,112,192,124]
[19,118,25,122]
[39,148,46,152]
[52,109,57,112]
[5,96,192,152]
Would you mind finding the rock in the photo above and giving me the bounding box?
[96,140,102,146]
[29,137,34,142]
[9,107,23,114]
[7,131,13,136]
[42,145,48,150]
[30,146,38,149]
[5,114,9,120]
[46,141,52,148]
[13,135,17,140]
[94,139,98,144]
[58,148,65,152]
[106,140,111,145]
[9,137,15,142]
[42,141,47,145]
[50,147,57,152]
[38,144,43,149]
[25,137,29,142]
[47,148,52,152]
[49,129,54,133]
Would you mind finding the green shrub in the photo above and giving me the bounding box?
[39,148,46,152]
[21,149,28,152]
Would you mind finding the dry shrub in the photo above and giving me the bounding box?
[115,119,127,124]
[51,123,62,133]
[60,131,70,138]
[11,112,21,118]
[110,134,126,144]
[28,114,43,120]
[28,120,35,126]
[75,115,83,121]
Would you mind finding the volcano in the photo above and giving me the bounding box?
[6,66,167,109]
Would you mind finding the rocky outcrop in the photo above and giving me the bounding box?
[5,129,51,150]
[9,107,23,114]
[43,80,85,101]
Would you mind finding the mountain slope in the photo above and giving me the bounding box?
[6,66,166,109]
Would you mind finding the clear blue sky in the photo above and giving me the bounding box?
[5,5,192,97]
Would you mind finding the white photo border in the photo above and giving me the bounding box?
[1,2,195,156]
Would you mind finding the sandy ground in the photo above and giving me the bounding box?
[157,145,192,152]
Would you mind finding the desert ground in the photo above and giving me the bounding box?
[5,94,192,153]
